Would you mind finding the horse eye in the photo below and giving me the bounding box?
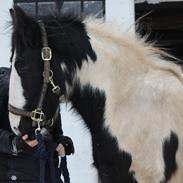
[14,58,28,73]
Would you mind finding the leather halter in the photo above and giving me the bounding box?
[8,20,63,131]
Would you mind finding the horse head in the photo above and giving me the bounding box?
[9,6,62,137]
[8,6,96,137]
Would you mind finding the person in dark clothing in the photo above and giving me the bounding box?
[0,67,74,182]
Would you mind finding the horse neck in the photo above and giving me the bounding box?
[68,31,151,129]
[74,36,145,96]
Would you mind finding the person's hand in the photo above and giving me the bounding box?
[22,134,38,147]
[12,134,38,154]
[56,144,65,157]
[59,136,74,155]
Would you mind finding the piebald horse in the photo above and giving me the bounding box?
[8,6,183,183]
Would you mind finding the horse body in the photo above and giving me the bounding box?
[8,6,183,183]
[71,22,183,183]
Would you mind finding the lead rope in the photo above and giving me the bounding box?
[52,100,71,183]
[35,69,70,183]
[56,106,70,183]
[36,131,57,183]
[59,156,70,183]
[36,105,70,183]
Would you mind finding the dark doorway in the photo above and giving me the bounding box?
[135,1,183,62]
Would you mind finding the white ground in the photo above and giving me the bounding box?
[61,104,98,183]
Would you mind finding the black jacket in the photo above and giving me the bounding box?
[0,67,67,182]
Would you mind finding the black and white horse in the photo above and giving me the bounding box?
[8,6,183,183]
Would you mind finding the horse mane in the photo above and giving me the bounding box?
[10,5,183,84]
[85,19,183,84]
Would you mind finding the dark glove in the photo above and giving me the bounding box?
[12,135,37,155]
[59,136,74,155]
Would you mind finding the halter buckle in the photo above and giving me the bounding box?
[42,47,52,61]
[31,108,45,123]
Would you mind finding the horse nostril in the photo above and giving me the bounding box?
[13,126,20,134]
[9,8,14,15]
[13,126,18,130]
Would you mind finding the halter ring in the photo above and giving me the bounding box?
[31,108,45,123]
[35,127,41,136]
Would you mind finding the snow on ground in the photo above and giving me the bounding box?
[61,104,98,183]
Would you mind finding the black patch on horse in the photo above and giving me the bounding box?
[71,84,137,183]
[162,131,179,182]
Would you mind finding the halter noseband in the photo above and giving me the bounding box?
[8,20,64,132]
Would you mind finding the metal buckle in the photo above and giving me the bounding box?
[35,126,41,136]
[31,108,45,123]
[49,70,61,95]
[52,85,61,95]
[41,47,52,61]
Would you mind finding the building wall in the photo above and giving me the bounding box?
[106,0,135,31]
[0,0,12,67]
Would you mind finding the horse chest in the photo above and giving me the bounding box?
[70,84,138,182]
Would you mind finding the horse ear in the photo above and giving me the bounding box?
[10,6,41,47]
[10,6,30,30]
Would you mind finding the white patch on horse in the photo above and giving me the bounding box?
[60,63,75,98]
[76,21,183,183]
[60,63,68,73]
[9,54,26,135]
